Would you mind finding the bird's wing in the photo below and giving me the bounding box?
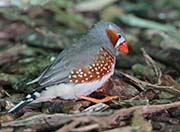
[33,20,115,87]
[38,34,103,86]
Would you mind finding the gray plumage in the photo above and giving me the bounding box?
[8,20,126,113]
[34,20,121,86]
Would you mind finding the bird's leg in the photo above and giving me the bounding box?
[95,79,110,93]
[79,80,119,103]
[79,95,119,103]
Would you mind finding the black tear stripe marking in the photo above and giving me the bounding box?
[8,86,48,113]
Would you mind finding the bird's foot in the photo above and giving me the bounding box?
[79,95,119,103]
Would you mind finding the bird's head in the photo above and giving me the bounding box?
[105,23,128,54]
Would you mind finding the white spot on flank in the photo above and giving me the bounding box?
[103,67,107,70]
[71,71,74,74]
[78,74,83,78]
[72,75,77,78]
[84,73,87,76]
[105,63,108,66]
[78,69,82,72]
[85,78,88,81]
[96,72,100,75]
[75,80,78,83]
[80,72,83,75]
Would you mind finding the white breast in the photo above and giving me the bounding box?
[32,64,114,103]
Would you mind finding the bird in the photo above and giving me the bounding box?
[8,20,128,113]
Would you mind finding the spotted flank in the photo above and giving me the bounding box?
[8,90,42,113]
[69,48,115,83]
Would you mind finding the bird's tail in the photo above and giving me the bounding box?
[8,91,41,113]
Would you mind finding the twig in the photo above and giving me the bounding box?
[56,121,80,132]
[1,112,111,128]
[110,101,180,125]
[141,48,162,85]
[70,124,100,132]
[103,126,139,132]
[115,70,180,95]
[82,103,109,112]
[2,102,180,131]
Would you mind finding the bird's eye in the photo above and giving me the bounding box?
[118,34,121,38]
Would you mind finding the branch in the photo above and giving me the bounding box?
[2,102,180,131]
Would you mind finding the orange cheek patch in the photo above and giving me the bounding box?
[106,28,118,46]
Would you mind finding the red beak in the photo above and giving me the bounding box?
[118,41,128,54]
